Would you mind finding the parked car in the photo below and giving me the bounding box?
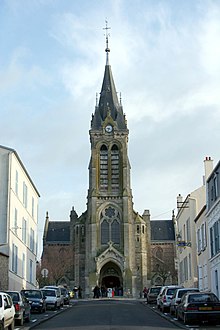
[59,287,70,305]
[158,285,182,313]
[43,286,64,306]
[40,288,61,310]
[177,291,220,325]
[6,291,30,325]
[21,289,46,313]
[0,291,15,330]
[156,286,166,309]
[146,286,162,304]
[170,287,199,317]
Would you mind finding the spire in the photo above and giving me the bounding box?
[91,21,127,130]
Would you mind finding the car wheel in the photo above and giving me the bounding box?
[183,313,190,325]
[8,319,15,330]
[0,321,4,330]
[177,311,181,321]
[26,311,31,322]
[18,314,24,326]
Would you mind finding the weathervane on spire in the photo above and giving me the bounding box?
[103,19,111,64]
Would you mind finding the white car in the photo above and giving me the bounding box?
[170,287,199,317]
[0,292,15,330]
[43,286,64,307]
[158,285,182,313]
[40,288,61,310]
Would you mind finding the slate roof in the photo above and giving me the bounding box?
[151,220,175,241]
[91,61,127,130]
[45,221,70,244]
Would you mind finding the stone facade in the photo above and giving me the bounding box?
[0,253,9,290]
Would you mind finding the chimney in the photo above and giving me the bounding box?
[203,156,213,184]
[177,194,183,210]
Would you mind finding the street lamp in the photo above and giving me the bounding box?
[176,234,191,248]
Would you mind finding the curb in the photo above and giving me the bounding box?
[141,301,186,329]
[25,304,75,330]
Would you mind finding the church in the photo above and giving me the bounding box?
[42,29,177,297]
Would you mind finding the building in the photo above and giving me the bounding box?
[194,205,210,291]
[176,157,213,288]
[151,217,177,285]
[0,145,40,290]
[207,160,220,298]
[41,33,176,297]
[40,213,74,288]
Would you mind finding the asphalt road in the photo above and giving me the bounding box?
[29,299,180,330]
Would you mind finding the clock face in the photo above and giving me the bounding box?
[105,125,112,133]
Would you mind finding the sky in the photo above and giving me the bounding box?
[1,0,220,254]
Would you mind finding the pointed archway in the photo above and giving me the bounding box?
[99,261,123,296]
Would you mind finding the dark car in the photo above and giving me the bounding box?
[146,286,162,304]
[177,292,220,325]
[21,289,46,313]
[6,291,31,326]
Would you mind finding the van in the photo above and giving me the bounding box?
[41,288,61,310]
[43,286,64,307]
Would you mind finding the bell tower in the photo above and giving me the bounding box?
[81,22,151,297]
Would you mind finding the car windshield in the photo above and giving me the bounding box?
[7,292,19,302]
[188,294,219,303]
[167,288,177,295]
[60,288,67,295]
[23,291,42,299]
[178,290,198,298]
[41,290,55,297]
[150,288,161,294]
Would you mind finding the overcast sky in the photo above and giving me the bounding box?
[1,0,220,253]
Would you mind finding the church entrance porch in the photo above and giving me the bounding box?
[99,262,123,297]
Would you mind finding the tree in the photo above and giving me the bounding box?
[39,245,74,286]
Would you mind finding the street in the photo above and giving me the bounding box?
[26,299,180,330]
[14,298,220,330]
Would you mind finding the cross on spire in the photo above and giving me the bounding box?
[103,19,111,64]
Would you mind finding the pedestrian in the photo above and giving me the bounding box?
[143,287,148,299]
[73,286,78,299]
[78,286,82,299]
[93,285,100,298]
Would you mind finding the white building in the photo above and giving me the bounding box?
[207,160,220,298]
[0,145,40,290]
[194,205,210,291]
[176,157,213,288]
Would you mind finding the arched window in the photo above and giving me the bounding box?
[111,144,119,191]
[111,220,120,244]
[101,220,109,244]
[100,207,121,246]
[100,145,108,191]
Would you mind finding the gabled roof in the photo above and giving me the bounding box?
[151,220,175,241]
[45,221,70,244]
